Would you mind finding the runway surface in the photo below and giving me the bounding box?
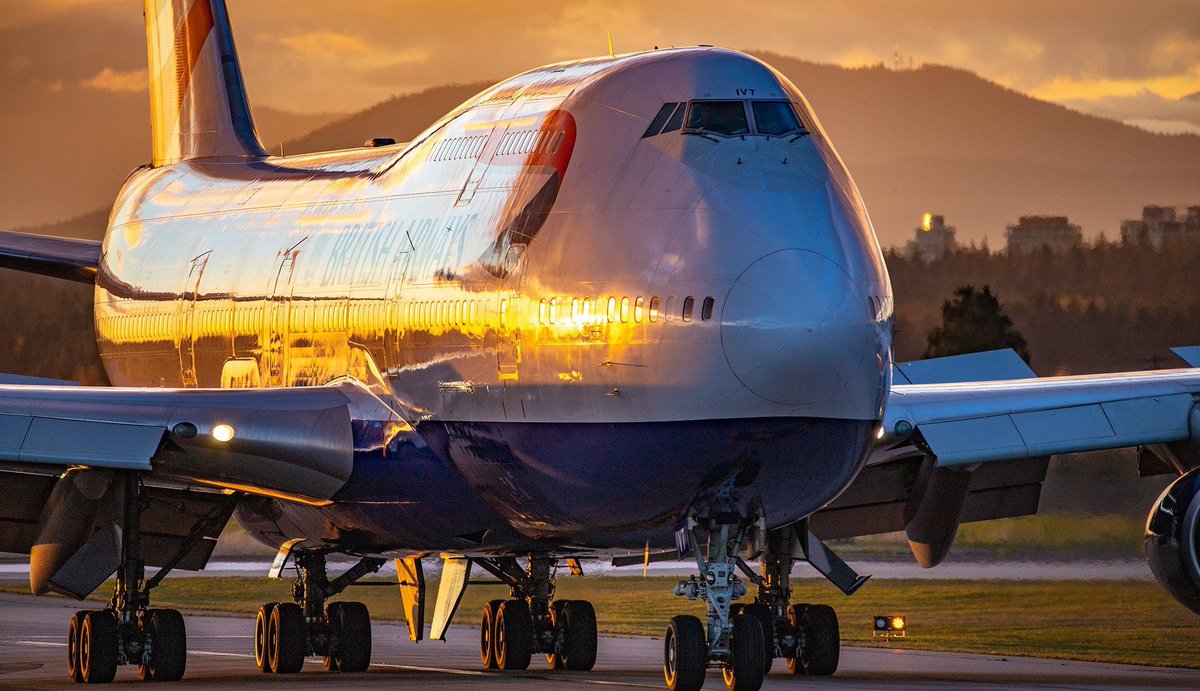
[1,594,1197,690]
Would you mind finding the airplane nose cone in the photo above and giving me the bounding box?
[721,249,874,407]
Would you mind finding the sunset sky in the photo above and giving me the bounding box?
[4,0,1200,133]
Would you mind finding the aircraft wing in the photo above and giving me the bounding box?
[0,382,359,501]
[810,349,1200,567]
[0,380,374,597]
[0,229,101,283]
[881,367,1200,466]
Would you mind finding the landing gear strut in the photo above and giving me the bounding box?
[474,556,597,672]
[664,482,860,691]
[65,474,232,683]
[254,549,385,674]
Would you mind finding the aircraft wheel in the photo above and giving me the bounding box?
[138,609,187,682]
[784,603,811,675]
[560,600,597,671]
[722,613,765,691]
[79,610,119,684]
[663,614,706,691]
[254,603,278,672]
[332,601,371,672]
[494,599,532,671]
[735,603,775,675]
[67,610,89,682]
[480,599,505,669]
[798,604,839,676]
[268,602,305,674]
[546,599,568,669]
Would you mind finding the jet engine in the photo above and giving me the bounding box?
[1145,466,1200,615]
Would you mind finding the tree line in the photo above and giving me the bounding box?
[889,238,1200,374]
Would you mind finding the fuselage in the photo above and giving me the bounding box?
[94,48,893,553]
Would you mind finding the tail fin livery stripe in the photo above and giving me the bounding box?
[143,0,266,167]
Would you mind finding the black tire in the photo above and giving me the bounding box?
[723,614,765,691]
[138,609,187,682]
[80,610,118,684]
[784,603,810,675]
[323,602,343,671]
[480,599,504,669]
[546,599,568,670]
[334,601,371,673]
[663,614,706,691]
[254,603,277,673]
[799,604,839,676]
[561,600,598,671]
[68,610,88,682]
[495,599,533,671]
[740,603,774,675]
[268,602,305,674]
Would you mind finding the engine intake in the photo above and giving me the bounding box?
[1145,466,1200,615]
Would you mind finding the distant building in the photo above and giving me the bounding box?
[904,213,958,262]
[1006,215,1082,254]
[1122,205,1200,247]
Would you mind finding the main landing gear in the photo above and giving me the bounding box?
[474,556,598,673]
[254,549,386,674]
[66,474,235,684]
[663,481,867,691]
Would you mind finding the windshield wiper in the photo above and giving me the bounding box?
[682,131,720,142]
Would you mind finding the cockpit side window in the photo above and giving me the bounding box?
[643,103,678,138]
[752,101,806,136]
[684,101,749,136]
[661,103,686,133]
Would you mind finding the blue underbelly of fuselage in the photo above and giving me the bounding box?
[235,415,875,553]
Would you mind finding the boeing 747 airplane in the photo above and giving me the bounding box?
[2,2,1200,689]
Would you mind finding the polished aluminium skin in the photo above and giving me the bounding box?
[95,47,892,552]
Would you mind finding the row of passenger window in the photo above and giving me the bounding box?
[496,128,565,157]
[642,100,807,138]
[429,135,487,162]
[535,295,716,325]
[96,292,721,343]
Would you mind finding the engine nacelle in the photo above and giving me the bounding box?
[1145,466,1200,615]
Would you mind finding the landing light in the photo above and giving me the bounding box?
[872,614,906,638]
[212,424,236,443]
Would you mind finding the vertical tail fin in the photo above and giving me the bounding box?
[143,0,267,166]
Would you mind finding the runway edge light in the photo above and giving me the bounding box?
[872,614,906,638]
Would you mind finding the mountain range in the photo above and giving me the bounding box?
[8,54,1200,249]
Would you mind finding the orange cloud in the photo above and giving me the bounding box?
[81,67,144,93]
[1030,66,1200,102]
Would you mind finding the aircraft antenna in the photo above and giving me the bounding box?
[607,31,615,58]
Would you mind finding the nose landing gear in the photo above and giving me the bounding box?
[663,481,865,691]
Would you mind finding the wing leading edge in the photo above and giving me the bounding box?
[883,366,1200,466]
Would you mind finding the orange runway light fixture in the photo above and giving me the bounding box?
[872,615,906,638]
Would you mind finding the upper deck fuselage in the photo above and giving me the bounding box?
[94,48,894,547]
